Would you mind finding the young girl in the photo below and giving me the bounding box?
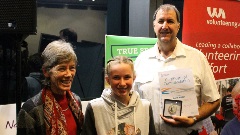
[81,56,156,135]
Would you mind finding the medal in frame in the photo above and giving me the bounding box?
[163,99,182,118]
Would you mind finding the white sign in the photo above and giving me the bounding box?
[0,101,89,135]
[159,68,199,116]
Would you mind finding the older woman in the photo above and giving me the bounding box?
[17,40,84,135]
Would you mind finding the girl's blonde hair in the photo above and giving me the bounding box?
[105,56,135,76]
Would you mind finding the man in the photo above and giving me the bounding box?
[133,4,220,135]
[220,86,233,118]
[211,87,233,133]
[21,53,44,102]
[221,82,240,135]
[59,28,78,43]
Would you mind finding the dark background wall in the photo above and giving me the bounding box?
[0,0,184,104]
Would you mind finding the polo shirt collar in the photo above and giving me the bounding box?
[172,38,186,58]
[149,38,186,60]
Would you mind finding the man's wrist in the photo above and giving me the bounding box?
[192,116,197,123]
[189,116,198,125]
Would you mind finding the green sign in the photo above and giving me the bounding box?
[105,35,157,64]
[104,35,157,88]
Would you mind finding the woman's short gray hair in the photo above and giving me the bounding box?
[41,40,77,85]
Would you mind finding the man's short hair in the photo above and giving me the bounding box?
[59,28,78,42]
[227,86,233,92]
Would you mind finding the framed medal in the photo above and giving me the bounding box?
[163,99,182,118]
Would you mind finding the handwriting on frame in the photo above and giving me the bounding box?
[163,75,190,86]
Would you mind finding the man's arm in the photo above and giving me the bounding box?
[196,99,220,122]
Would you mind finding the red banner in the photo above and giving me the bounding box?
[182,0,240,80]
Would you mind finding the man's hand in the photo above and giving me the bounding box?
[160,114,195,127]
[160,99,220,127]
